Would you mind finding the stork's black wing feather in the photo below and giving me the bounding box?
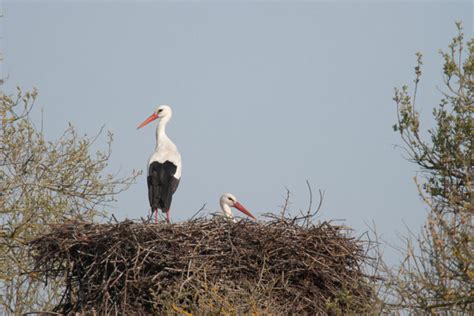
[147,161,180,212]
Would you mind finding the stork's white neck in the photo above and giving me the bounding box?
[220,202,236,222]
[149,113,181,179]
[156,116,171,148]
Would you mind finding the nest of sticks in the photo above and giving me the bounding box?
[30,214,375,315]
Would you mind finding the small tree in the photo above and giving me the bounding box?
[389,22,473,313]
[0,87,140,314]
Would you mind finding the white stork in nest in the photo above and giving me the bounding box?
[219,193,256,222]
[137,105,181,223]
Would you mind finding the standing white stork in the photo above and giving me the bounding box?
[219,193,256,222]
[137,105,181,223]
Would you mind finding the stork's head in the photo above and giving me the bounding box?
[220,193,256,220]
[137,105,173,129]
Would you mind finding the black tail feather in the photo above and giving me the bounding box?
[147,161,180,212]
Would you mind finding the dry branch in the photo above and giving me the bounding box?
[30,215,375,314]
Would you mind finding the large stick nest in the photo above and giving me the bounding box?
[30,215,375,315]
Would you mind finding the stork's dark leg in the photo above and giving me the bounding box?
[148,208,154,223]
[155,209,159,224]
[166,209,170,223]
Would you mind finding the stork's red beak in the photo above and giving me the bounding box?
[233,202,256,220]
[137,113,159,129]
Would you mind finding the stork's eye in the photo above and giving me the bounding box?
[158,109,163,113]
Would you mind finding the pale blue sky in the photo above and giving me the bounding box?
[2,1,472,260]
